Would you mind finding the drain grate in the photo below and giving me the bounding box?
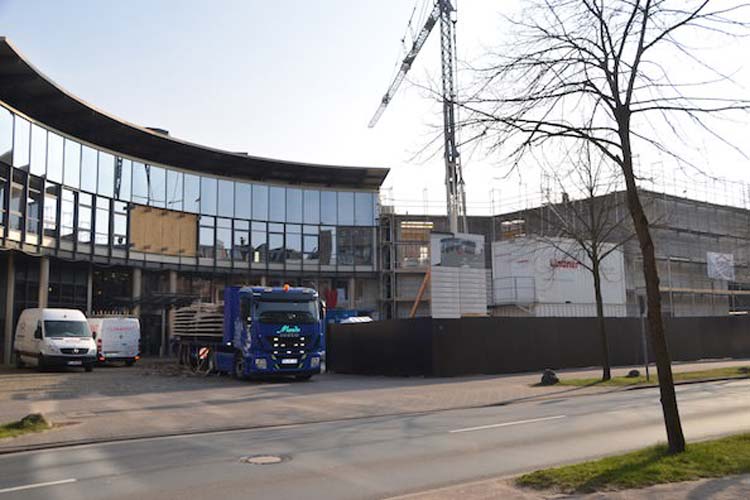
[240,455,287,465]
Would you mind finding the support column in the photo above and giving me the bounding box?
[38,256,49,309]
[3,253,15,365]
[132,267,142,318]
[348,277,356,309]
[86,264,93,315]
[166,270,177,358]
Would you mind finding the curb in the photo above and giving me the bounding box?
[623,375,750,391]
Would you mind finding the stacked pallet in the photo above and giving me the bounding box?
[173,303,224,339]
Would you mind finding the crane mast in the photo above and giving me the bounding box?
[369,0,467,233]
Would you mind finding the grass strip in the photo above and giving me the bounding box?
[558,366,750,387]
[0,414,51,440]
[517,433,750,494]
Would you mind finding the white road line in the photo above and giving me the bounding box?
[0,478,77,494]
[449,415,567,434]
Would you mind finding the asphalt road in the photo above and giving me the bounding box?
[1,379,749,500]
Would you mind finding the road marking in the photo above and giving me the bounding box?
[0,478,77,494]
[449,415,567,434]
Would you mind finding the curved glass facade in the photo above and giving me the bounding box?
[0,103,378,273]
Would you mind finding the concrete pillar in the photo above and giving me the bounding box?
[38,256,49,309]
[86,265,93,315]
[166,270,177,358]
[3,253,15,365]
[132,267,142,318]
[348,277,356,309]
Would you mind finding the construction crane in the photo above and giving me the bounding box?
[369,0,467,234]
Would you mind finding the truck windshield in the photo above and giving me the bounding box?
[256,301,318,324]
[44,320,91,338]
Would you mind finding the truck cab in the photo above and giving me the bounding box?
[216,286,325,380]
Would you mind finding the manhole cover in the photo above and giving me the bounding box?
[240,455,287,465]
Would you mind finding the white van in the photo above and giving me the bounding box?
[14,309,97,372]
[88,317,141,366]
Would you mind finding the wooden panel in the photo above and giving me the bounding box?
[130,205,197,256]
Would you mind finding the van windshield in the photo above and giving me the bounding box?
[44,321,91,338]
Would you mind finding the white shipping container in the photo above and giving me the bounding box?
[491,237,626,316]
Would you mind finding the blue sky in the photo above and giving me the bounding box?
[1,0,748,214]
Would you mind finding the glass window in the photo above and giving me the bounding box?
[113,201,127,249]
[117,158,132,202]
[12,116,30,170]
[286,188,302,224]
[95,197,110,246]
[131,162,148,205]
[46,132,64,183]
[321,191,337,225]
[304,234,319,263]
[251,221,267,264]
[353,227,373,265]
[269,186,285,222]
[337,226,355,265]
[80,145,98,193]
[216,218,231,261]
[0,166,7,226]
[235,182,252,219]
[269,232,284,264]
[149,165,165,208]
[61,189,75,241]
[184,174,200,213]
[233,220,249,261]
[338,192,354,225]
[0,107,12,165]
[26,183,42,235]
[199,216,215,258]
[201,177,217,215]
[303,190,320,224]
[252,184,268,220]
[9,180,23,230]
[319,226,336,266]
[63,139,80,189]
[166,170,183,211]
[355,192,374,226]
[29,124,47,176]
[218,179,233,217]
[98,152,114,198]
[43,183,59,238]
[78,193,92,243]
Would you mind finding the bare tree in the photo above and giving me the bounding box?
[533,144,634,381]
[462,0,750,453]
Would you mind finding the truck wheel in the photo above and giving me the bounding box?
[84,364,94,373]
[14,352,25,369]
[233,355,247,380]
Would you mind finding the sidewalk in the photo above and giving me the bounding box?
[0,358,747,453]
[391,473,750,499]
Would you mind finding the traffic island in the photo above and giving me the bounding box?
[0,414,52,440]
[555,366,750,387]
[516,433,750,494]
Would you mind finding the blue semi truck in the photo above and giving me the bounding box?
[174,286,325,380]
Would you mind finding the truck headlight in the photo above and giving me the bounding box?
[310,357,320,368]
[255,358,267,370]
[45,344,59,354]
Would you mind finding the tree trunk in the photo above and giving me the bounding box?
[618,116,686,453]
[592,258,611,381]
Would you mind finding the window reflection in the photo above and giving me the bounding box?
[252,184,268,220]
[12,116,30,171]
[78,192,92,243]
[43,183,59,239]
[303,190,320,225]
[319,227,336,266]
[269,186,285,222]
[199,216,215,258]
[233,220,249,261]
[46,132,64,183]
[95,197,109,246]
[149,165,166,208]
[98,152,114,198]
[321,191,337,225]
[286,188,302,224]
[26,178,42,235]
[61,189,75,241]
[218,179,233,217]
[63,139,80,189]
[251,221,267,264]
[216,218,231,261]
[117,158,132,202]
[0,107,12,164]
[338,192,354,225]
[235,182,251,219]
[286,224,302,268]
[131,162,148,205]
[113,201,127,249]
[184,174,200,213]
[80,145,97,193]
[29,124,46,176]
[166,170,183,211]
[201,177,217,216]
[355,192,374,226]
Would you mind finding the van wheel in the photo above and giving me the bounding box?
[233,355,247,380]
[84,364,94,373]
[14,352,24,369]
